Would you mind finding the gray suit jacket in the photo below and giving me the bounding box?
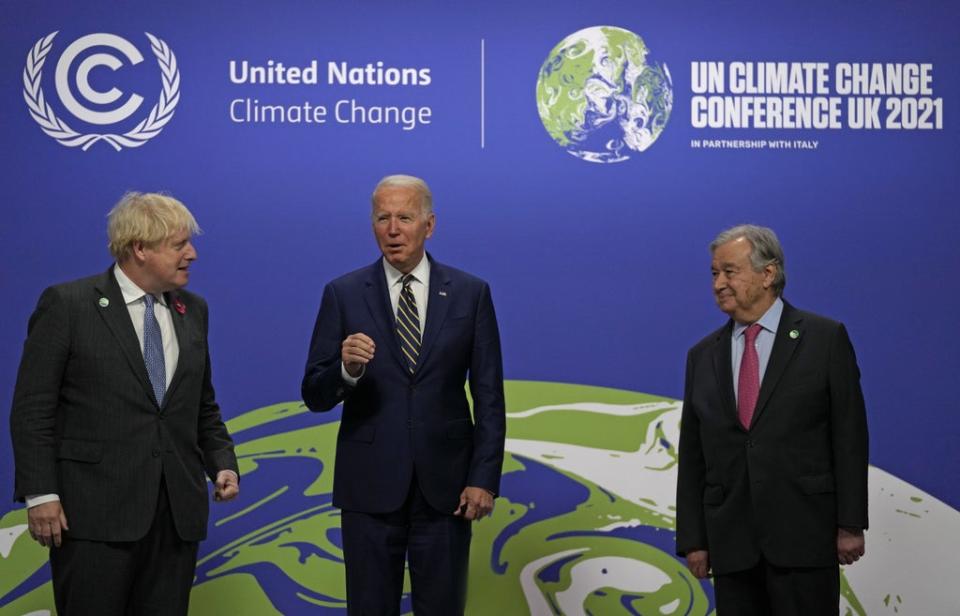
[676,301,869,573]
[10,267,238,542]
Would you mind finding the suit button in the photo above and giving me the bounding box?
[406,419,412,429]
[152,449,161,457]
[746,439,754,448]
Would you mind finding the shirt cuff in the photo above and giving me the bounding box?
[341,362,363,385]
[25,494,60,508]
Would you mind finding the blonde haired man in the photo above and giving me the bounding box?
[10,192,239,615]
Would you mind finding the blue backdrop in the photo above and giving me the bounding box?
[2,1,957,614]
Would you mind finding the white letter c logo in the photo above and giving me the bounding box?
[54,33,144,125]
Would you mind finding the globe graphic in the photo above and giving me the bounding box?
[2,381,957,614]
[536,26,673,163]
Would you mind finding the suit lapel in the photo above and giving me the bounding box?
[163,291,190,409]
[710,321,739,427]
[362,259,407,371]
[416,258,451,373]
[751,301,804,428]
[93,268,158,408]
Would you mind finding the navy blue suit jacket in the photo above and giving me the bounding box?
[301,256,505,514]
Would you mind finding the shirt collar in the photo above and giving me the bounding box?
[382,254,430,287]
[113,263,167,307]
[733,296,783,339]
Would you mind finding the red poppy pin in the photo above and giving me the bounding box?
[173,298,186,315]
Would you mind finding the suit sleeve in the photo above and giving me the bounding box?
[829,323,869,529]
[676,348,708,556]
[465,282,506,494]
[195,298,239,480]
[302,283,351,412]
[10,286,70,501]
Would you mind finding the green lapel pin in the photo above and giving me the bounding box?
[789,329,800,339]
[98,297,110,308]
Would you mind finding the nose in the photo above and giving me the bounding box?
[713,274,726,292]
[185,242,197,261]
[386,218,400,235]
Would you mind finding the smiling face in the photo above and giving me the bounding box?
[136,228,197,293]
[372,185,435,274]
[711,236,777,323]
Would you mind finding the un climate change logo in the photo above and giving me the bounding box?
[23,32,180,151]
[536,26,672,163]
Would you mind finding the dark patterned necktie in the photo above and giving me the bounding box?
[737,323,762,429]
[143,294,166,405]
[396,274,421,374]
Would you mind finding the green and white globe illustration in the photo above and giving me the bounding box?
[536,26,673,163]
[2,381,958,614]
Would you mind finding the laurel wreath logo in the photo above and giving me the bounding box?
[22,32,180,151]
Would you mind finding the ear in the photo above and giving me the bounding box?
[761,263,778,289]
[130,241,148,263]
[425,213,436,239]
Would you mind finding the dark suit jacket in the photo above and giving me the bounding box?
[676,301,868,574]
[301,256,505,514]
[10,268,238,542]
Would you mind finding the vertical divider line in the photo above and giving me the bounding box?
[481,38,486,149]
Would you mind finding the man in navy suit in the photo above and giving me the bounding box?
[302,174,505,615]
[676,225,868,615]
[10,192,239,615]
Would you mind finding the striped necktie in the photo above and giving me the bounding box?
[143,293,167,406]
[396,274,421,373]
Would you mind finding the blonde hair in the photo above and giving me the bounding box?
[107,192,200,259]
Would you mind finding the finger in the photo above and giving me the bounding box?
[351,333,375,347]
[59,511,69,530]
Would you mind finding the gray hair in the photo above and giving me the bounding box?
[710,224,786,295]
[371,174,433,216]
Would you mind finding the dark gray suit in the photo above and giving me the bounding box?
[10,267,237,612]
[676,301,868,610]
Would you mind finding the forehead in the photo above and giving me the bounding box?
[373,186,422,212]
[162,228,192,244]
[712,237,753,265]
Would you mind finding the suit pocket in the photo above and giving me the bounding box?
[798,473,835,494]
[339,424,376,443]
[446,418,473,439]
[702,484,724,505]
[57,439,103,463]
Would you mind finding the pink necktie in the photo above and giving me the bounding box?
[738,323,763,429]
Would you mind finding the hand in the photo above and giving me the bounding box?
[837,527,865,565]
[685,549,710,579]
[453,486,495,520]
[342,333,375,377]
[28,501,69,548]
[214,470,239,502]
